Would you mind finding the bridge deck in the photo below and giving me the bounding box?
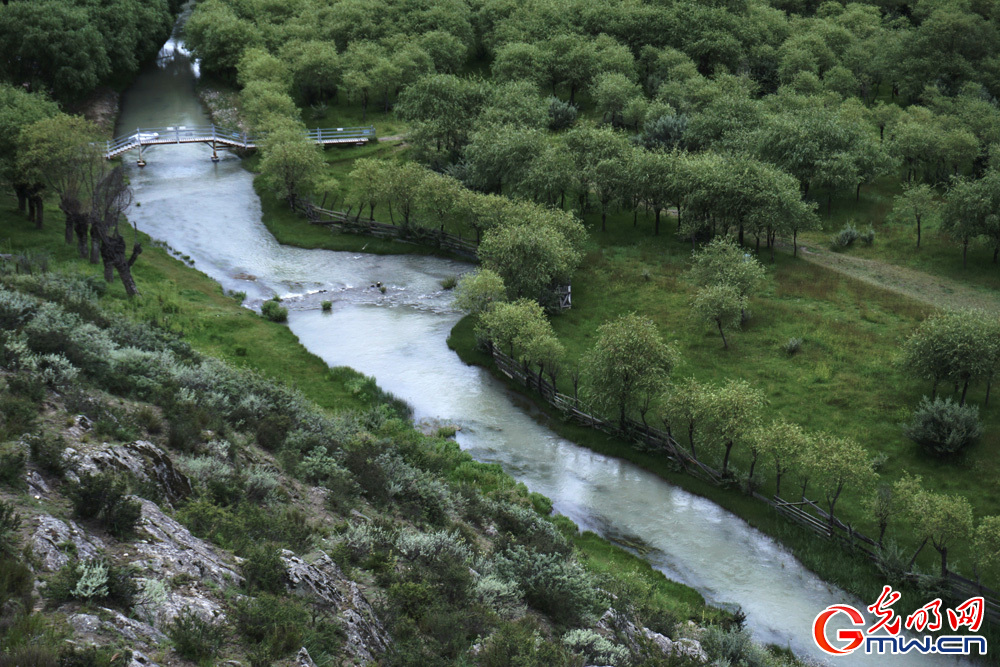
[105,124,375,160]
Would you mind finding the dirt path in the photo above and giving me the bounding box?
[793,244,1000,313]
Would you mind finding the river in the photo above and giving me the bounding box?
[113,5,974,664]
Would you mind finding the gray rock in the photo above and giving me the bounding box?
[127,650,160,667]
[281,550,390,662]
[31,516,106,571]
[65,440,191,503]
[69,613,102,639]
[297,647,317,667]
[26,471,50,497]
[157,590,224,627]
[674,638,708,663]
[133,499,242,588]
[98,608,166,645]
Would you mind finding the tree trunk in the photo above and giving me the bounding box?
[931,377,939,400]
[74,214,90,259]
[963,238,969,268]
[654,208,661,236]
[722,440,733,475]
[89,232,101,264]
[917,216,921,248]
[688,421,696,460]
[14,184,27,213]
[27,195,35,222]
[856,182,861,201]
[961,380,969,406]
[717,320,728,349]
[939,545,948,578]
[775,471,782,499]
[747,454,758,491]
[601,209,606,232]
[738,223,744,246]
[793,229,798,257]
[33,196,44,229]
[878,521,887,548]
[986,375,992,407]
[907,536,928,572]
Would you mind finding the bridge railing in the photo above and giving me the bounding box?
[105,124,375,158]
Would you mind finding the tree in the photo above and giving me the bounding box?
[889,183,939,249]
[974,516,1000,582]
[0,85,58,223]
[805,433,877,533]
[349,158,389,220]
[689,237,766,316]
[693,283,744,350]
[663,377,711,460]
[383,161,428,228]
[463,124,545,195]
[455,269,506,316]
[17,114,103,246]
[592,72,642,127]
[900,309,993,405]
[476,298,548,358]
[185,0,263,76]
[491,42,548,87]
[341,41,386,122]
[942,177,990,268]
[706,379,766,477]
[90,167,142,297]
[258,121,324,205]
[583,313,679,429]
[478,81,548,130]
[395,74,487,156]
[757,419,809,499]
[478,221,579,304]
[894,473,974,576]
[417,171,464,227]
[281,40,341,103]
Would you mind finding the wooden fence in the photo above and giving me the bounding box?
[287,196,572,308]
[489,345,1000,625]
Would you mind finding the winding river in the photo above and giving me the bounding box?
[114,6,973,664]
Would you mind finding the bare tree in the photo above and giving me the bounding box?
[91,167,141,296]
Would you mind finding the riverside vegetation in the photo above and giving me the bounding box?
[2,201,828,666]
[150,0,1000,651]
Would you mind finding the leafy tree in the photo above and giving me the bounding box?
[396,74,487,157]
[804,433,876,532]
[418,30,468,74]
[341,41,387,122]
[479,221,579,304]
[689,237,766,315]
[477,298,548,358]
[463,124,545,195]
[455,269,507,315]
[382,161,428,229]
[757,419,810,499]
[0,85,57,223]
[417,171,464,227]
[237,48,291,92]
[899,309,993,404]
[349,158,389,219]
[942,176,991,267]
[889,183,940,249]
[592,72,642,127]
[185,0,263,76]
[491,42,548,88]
[479,81,548,130]
[974,516,1000,582]
[706,379,766,477]
[259,121,324,205]
[894,473,974,576]
[240,80,299,130]
[583,313,679,429]
[692,283,744,350]
[17,113,103,245]
[663,377,712,461]
[281,40,341,104]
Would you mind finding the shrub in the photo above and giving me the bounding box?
[134,405,162,434]
[903,396,982,456]
[490,546,601,625]
[72,560,110,600]
[47,559,137,609]
[66,472,143,538]
[231,594,309,658]
[0,500,21,556]
[57,646,131,667]
[0,557,33,612]
[830,223,860,249]
[783,337,802,356]
[0,394,38,440]
[25,432,66,476]
[547,97,577,131]
[0,288,38,330]
[562,629,630,666]
[478,619,574,667]
[0,646,58,667]
[861,226,876,246]
[0,446,26,489]
[167,608,226,662]
[242,543,287,594]
[321,300,332,312]
[261,300,288,323]
[439,276,458,290]
[243,465,280,504]
[702,626,772,667]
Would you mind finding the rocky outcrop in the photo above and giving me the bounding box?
[133,498,242,588]
[68,610,164,660]
[597,608,707,664]
[64,440,191,503]
[31,516,106,571]
[281,550,390,663]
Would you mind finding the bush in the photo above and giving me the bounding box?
[0,646,58,667]
[0,394,38,440]
[47,559,137,609]
[783,337,802,356]
[830,223,860,249]
[0,500,21,556]
[861,226,876,246]
[242,543,287,594]
[261,300,288,323]
[702,626,772,667]
[547,97,577,131]
[231,594,309,658]
[66,472,143,538]
[562,629,630,666]
[903,396,982,456]
[439,276,458,290]
[0,446,26,489]
[490,546,600,626]
[25,432,66,476]
[167,608,226,662]
[0,558,33,612]
[57,646,131,667]
[321,300,332,312]
[478,619,574,667]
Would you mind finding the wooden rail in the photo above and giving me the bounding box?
[486,344,1000,624]
[104,124,375,160]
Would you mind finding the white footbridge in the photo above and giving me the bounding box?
[105,124,375,163]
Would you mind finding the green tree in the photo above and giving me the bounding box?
[479,221,579,304]
[258,121,324,205]
[706,379,766,477]
[455,269,507,315]
[396,74,487,156]
[349,158,389,220]
[663,377,712,461]
[805,433,877,532]
[281,40,341,104]
[889,183,940,249]
[974,516,1000,582]
[464,124,545,195]
[894,473,974,576]
[0,85,58,223]
[583,313,679,429]
[900,309,993,405]
[592,72,642,127]
[383,161,428,229]
[942,176,991,267]
[185,0,263,76]
[477,298,548,358]
[757,419,810,499]
[689,237,766,317]
[692,283,744,350]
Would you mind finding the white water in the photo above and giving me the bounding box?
[113,6,976,664]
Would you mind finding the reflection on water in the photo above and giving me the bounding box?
[112,7,974,664]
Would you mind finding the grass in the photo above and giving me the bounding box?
[0,197,371,413]
[450,198,1000,591]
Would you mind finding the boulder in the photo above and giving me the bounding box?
[281,550,390,662]
[64,440,191,503]
[133,498,242,588]
[297,647,317,667]
[31,516,106,571]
